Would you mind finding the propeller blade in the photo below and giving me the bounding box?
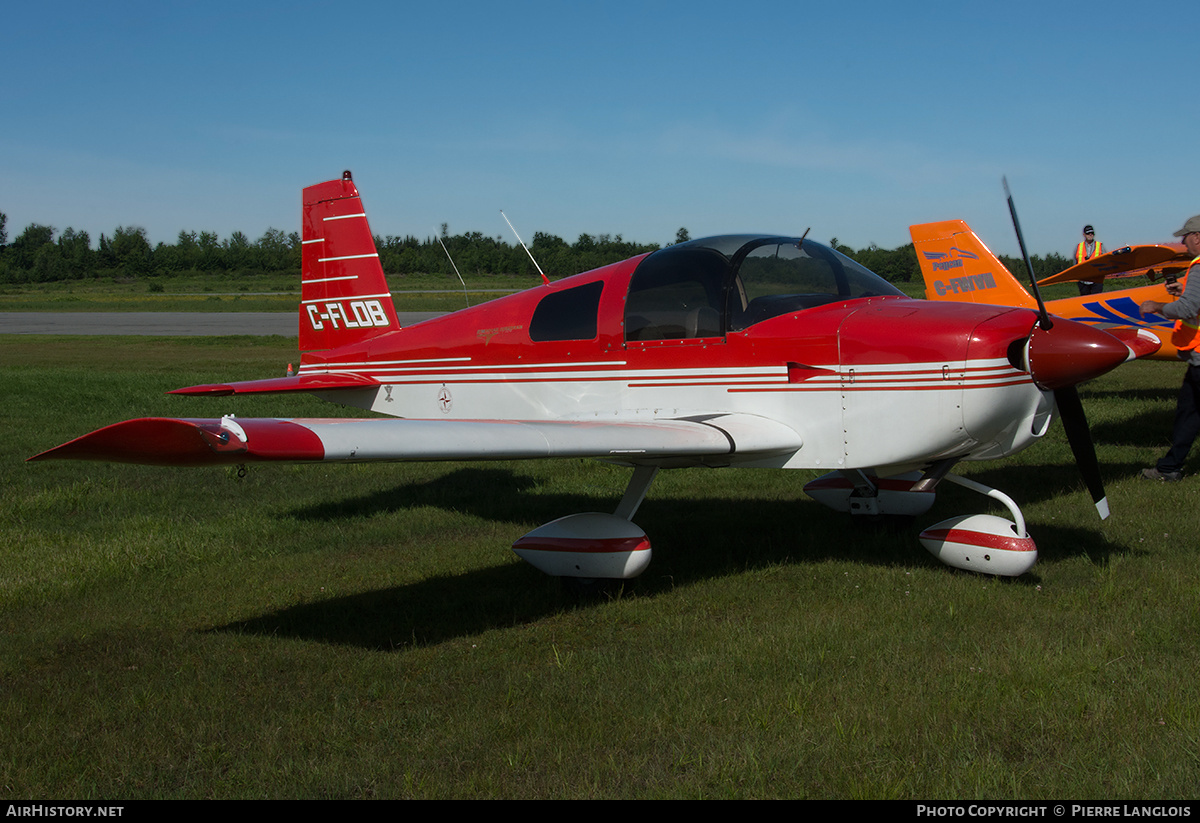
[1002,177,1110,520]
[1053,386,1109,519]
[1003,176,1053,330]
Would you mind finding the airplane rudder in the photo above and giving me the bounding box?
[910,221,970,301]
[299,171,401,351]
[910,220,1034,308]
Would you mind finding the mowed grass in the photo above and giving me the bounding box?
[1,271,919,313]
[3,335,1199,799]
[0,273,527,313]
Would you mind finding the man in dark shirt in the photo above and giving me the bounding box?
[1139,215,1200,480]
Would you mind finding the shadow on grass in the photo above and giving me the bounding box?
[286,468,554,523]
[218,562,567,651]
[215,465,1124,651]
[1091,407,1180,448]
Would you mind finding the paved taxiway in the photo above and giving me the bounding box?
[0,312,443,336]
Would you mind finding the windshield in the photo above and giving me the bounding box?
[726,237,903,331]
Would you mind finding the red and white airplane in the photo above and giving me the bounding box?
[31,173,1153,579]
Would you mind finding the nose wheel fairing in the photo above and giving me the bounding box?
[805,468,1038,576]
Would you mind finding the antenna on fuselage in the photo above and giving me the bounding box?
[436,229,471,309]
[500,210,550,286]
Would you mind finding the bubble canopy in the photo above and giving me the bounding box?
[623,234,904,340]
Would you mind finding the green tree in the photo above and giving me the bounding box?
[32,242,69,282]
[110,226,152,276]
[169,230,201,272]
[223,231,251,271]
[8,223,56,271]
[253,228,295,272]
[197,231,221,271]
[57,227,94,277]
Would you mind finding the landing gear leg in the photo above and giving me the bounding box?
[941,473,1028,538]
[614,465,659,520]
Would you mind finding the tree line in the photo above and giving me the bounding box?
[827,237,1072,286]
[0,211,1071,286]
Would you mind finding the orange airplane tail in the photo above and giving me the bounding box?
[299,171,402,352]
[910,220,1037,310]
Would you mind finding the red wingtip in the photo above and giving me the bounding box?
[29,418,325,466]
[28,418,242,465]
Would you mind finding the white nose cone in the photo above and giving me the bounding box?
[919,514,1037,576]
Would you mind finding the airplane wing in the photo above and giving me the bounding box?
[1037,245,1188,286]
[28,413,803,468]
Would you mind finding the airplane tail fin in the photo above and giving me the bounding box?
[300,171,402,351]
[909,220,1037,310]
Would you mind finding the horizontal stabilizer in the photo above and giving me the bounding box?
[170,372,380,396]
[30,414,803,468]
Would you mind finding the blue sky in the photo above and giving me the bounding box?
[2,0,1194,258]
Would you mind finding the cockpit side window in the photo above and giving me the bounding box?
[624,248,727,341]
[529,280,603,341]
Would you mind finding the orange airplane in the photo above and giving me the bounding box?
[911,220,1186,360]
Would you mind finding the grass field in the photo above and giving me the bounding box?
[3,335,1199,799]
[0,276,1006,313]
[0,273,528,314]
